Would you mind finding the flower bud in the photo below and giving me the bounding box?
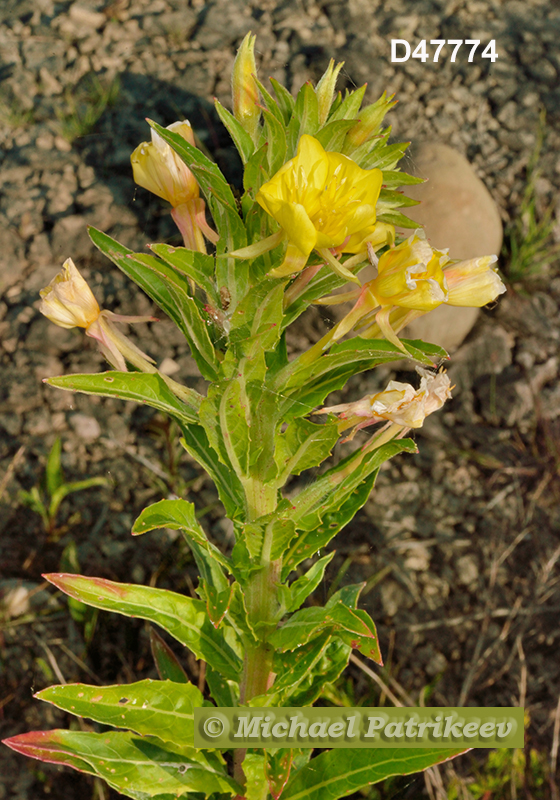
[344,92,397,151]
[39,258,100,329]
[232,32,261,141]
[444,255,505,306]
[131,120,199,208]
[315,59,344,124]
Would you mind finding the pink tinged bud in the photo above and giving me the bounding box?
[315,59,344,125]
[232,32,261,140]
[86,311,157,373]
[444,254,505,307]
[131,120,200,207]
[39,258,100,329]
[171,199,219,253]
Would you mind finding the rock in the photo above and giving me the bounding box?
[401,142,503,351]
[0,227,27,294]
[70,412,102,440]
[448,323,514,394]
[456,554,479,586]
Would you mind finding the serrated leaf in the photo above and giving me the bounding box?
[266,749,293,800]
[214,99,255,164]
[244,752,267,800]
[274,417,340,481]
[148,244,219,304]
[179,424,245,520]
[281,747,468,800]
[132,499,232,575]
[4,729,240,798]
[269,600,382,664]
[149,628,189,683]
[44,574,241,681]
[282,638,351,707]
[36,679,205,746]
[283,471,377,574]
[46,371,201,426]
[281,552,335,612]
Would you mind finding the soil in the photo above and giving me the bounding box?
[1,1,560,799]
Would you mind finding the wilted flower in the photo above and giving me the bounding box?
[323,230,505,351]
[316,369,452,441]
[40,259,157,373]
[131,120,218,252]
[232,135,387,283]
[232,31,261,141]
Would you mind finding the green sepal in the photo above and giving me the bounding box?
[36,678,207,746]
[282,747,468,800]
[46,371,201,426]
[4,729,240,799]
[44,573,242,682]
[214,98,255,164]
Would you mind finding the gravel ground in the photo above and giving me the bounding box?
[1,1,560,798]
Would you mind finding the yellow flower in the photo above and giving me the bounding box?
[131,121,218,252]
[232,32,261,141]
[324,230,505,351]
[316,369,452,440]
[40,259,156,373]
[39,258,100,329]
[254,135,384,282]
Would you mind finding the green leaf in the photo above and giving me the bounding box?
[266,749,293,800]
[283,470,377,574]
[269,77,296,124]
[229,280,285,356]
[48,476,108,523]
[45,574,242,682]
[328,85,367,121]
[281,747,468,800]
[132,499,232,575]
[281,552,335,613]
[274,417,340,481]
[219,378,250,476]
[269,600,382,664]
[381,170,425,189]
[149,628,189,683]
[45,438,64,496]
[148,244,219,304]
[36,679,205,746]
[148,120,245,253]
[214,99,255,164]
[4,729,240,798]
[314,119,356,152]
[290,440,417,537]
[286,82,319,154]
[377,209,419,228]
[361,140,410,171]
[243,142,270,196]
[255,77,285,124]
[378,187,420,209]
[206,664,239,707]
[262,107,288,175]
[46,371,201,426]
[282,638,351,707]
[179,424,245,520]
[125,251,220,381]
[244,753,267,800]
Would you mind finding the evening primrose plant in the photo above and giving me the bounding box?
[4,35,506,800]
